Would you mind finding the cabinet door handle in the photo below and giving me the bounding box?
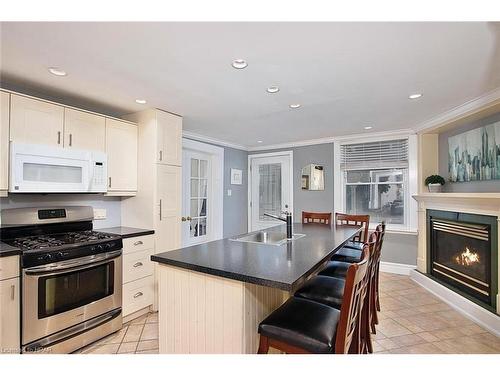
[57,131,61,144]
[133,292,143,299]
[133,240,143,246]
[133,262,143,268]
[10,284,15,300]
[69,133,73,146]
[159,199,162,221]
[108,177,112,188]
[159,150,163,161]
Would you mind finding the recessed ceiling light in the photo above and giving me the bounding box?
[364,126,373,130]
[135,99,147,104]
[408,93,423,99]
[266,86,280,94]
[289,104,301,109]
[48,67,67,76]
[232,59,248,69]
[257,140,263,143]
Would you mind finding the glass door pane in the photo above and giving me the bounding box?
[258,163,282,220]
[189,156,209,239]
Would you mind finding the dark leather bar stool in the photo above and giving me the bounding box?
[257,249,370,354]
[294,234,378,353]
[331,213,370,262]
[320,223,386,335]
[302,211,332,225]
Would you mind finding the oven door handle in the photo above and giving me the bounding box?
[24,250,122,276]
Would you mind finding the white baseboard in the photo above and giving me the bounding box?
[410,270,500,338]
[380,261,417,275]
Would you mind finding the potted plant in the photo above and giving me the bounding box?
[425,175,445,193]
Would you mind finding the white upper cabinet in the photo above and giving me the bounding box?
[64,108,106,152]
[156,110,182,166]
[106,118,138,194]
[0,92,9,194]
[10,94,64,147]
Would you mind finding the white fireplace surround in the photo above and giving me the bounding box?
[412,193,500,336]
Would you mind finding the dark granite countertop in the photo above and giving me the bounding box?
[97,226,155,239]
[151,223,360,291]
[0,242,21,258]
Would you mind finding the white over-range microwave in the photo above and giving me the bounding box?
[9,142,108,193]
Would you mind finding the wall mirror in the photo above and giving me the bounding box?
[301,164,325,191]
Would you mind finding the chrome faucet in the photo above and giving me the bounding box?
[264,209,293,239]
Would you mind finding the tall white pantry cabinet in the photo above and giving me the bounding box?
[121,109,183,310]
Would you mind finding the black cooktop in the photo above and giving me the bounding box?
[5,230,118,252]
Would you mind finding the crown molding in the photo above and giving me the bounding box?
[247,136,336,152]
[182,130,248,151]
[412,86,500,134]
[333,128,415,144]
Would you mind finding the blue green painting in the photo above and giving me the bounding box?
[448,121,500,182]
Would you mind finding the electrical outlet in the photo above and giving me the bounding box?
[93,208,107,220]
[227,189,232,197]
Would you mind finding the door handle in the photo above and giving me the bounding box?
[187,216,192,221]
[108,177,112,188]
[133,262,143,268]
[159,150,163,161]
[10,284,15,300]
[57,131,61,145]
[133,292,143,299]
[69,133,73,146]
[133,240,143,246]
[181,217,186,222]
[159,199,162,220]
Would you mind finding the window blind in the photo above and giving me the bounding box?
[340,138,408,169]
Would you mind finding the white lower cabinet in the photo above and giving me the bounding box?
[122,235,154,318]
[123,276,154,317]
[0,255,20,354]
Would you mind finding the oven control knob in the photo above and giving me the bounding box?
[106,243,112,249]
[56,252,64,259]
[44,254,53,261]
[97,244,104,251]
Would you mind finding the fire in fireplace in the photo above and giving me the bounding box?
[428,210,497,309]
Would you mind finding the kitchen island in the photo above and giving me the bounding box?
[151,223,360,354]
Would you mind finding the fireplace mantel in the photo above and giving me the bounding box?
[413,193,500,315]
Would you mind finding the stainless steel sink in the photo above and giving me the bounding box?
[231,231,305,246]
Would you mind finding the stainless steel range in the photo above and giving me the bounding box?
[0,206,123,354]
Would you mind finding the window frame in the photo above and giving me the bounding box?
[334,134,418,234]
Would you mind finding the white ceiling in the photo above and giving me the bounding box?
[1,22,499,148]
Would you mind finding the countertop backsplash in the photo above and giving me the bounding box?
[0,194,121,229]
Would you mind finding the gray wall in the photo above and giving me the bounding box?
[439,111,500,193]
[222,147,248,237]
[381,233,417,265]
[0,194,121,229]
[249,143,334,220]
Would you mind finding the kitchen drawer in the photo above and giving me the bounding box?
[122,276,154,317]
[123,248,154,284]
[122,235,154,255]
[0,256,19,281]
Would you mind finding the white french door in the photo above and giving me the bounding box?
[249,152,293,231]
[182,150,212,246]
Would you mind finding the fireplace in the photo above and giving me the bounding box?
[428,210,498,310]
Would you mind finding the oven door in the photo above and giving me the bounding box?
[22,250,122,345]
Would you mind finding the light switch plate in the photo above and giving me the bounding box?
[93,208,107,220]
[227,189,232,197]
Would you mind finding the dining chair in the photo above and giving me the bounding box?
[302,211,332,225]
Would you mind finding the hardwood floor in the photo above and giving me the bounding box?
[77,272,500,354]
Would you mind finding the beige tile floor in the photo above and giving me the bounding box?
[77,272,500,354]
[76,311,159,354]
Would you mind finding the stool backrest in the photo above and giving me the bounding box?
[302,211,332,225]
[334,241,373,354]
[335,213,370,243]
